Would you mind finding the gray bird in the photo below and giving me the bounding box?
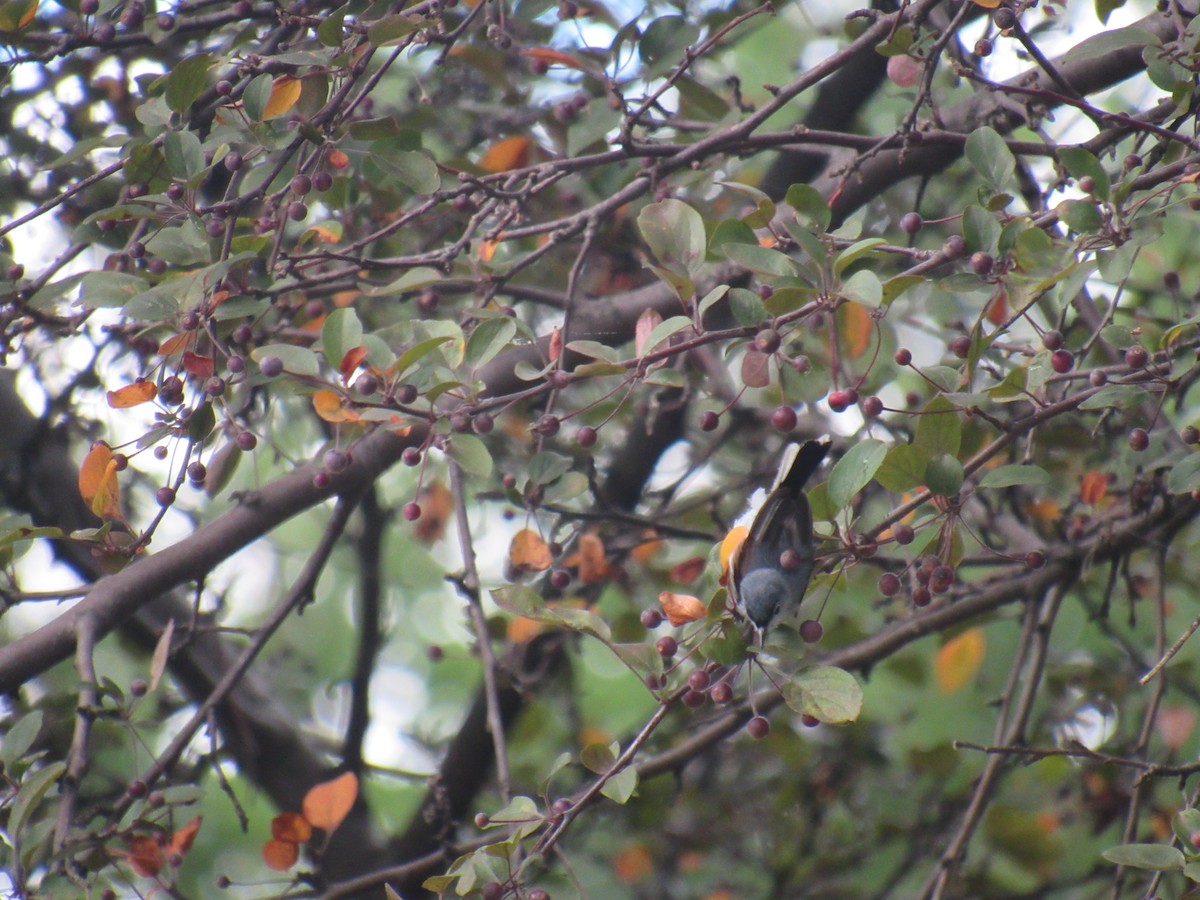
[730,438,831,636]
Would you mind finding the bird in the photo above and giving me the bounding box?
[729,438,831,637]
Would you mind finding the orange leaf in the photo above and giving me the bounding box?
[263,75,302,119]
[658,591,706,626]
[934,628,985,693]
[509,528,553,573]
[507,615,545,642]
[971,0,1001,8]
[984,287,1008,326]
[312,389,360,423]
[613,843,654,884]
[479,234,504,262]
[340,345,369,383]
[79,442,121,520]
[302,771,358,834]
[630,530,663,564]
[570,533,611,584]
[548,326,563,364]
[182,351,214,378]
[168,816,202,857]
[262,838,300,871]
[271,811,313,844]
[304,224,341,244]
[107,380,158,409]
[1080,470,1108,505]
[158,332,194,356]
[838,301,872,359]
[521,47,588,70]
[415,481,453,544]
[125,835,165,877]
[718,526,749,583]
[480,136,531,173]
[669,556,706,584]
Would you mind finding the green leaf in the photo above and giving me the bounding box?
[1064,25,1157,64]
[366,12,420,45]
[600,766,639,804]
[252,343,321,377]
[727,287,767,327]
[840,269,882,308]
[368,141,440,194]
[963,205,1000,254]
[164,54,212,114]
[79,272,148,310]
[465,316,517,370]
[580,742,617,774]
[764,286,817,316]
[395,335,455,375]
[638,15,699,78]
[1101,843,1185,870]
[833,238,887,277]
[828,439,886,511]
[1056,199,1103,233]
[1,711,43,770]
[925,453,965,497]
[242,73,272,121]
[784,184,831,232]
[640,315,693,356]
[487,795,542,839]
[718,181,775,229]
[914,396,961,458]
[638,199,706,278]
[491,586,612,642]
[721,242,798,278]
[875,444,928,492]
[321,307,364,371]
[9,761,66,841]
[782,665,863,723]
[528,451,573,486]
[1167,453,1200,494]
[361,267,442,297]
[566,340,619,363]
[697,284,729,320]
[317,5,347,44]
[1079,384,1144,410]
[446,433,492,478]
[163,130,205,181]
[978,464,1050,488]
[965,126,1015,189]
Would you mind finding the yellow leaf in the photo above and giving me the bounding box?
[106,380,158,408]
[566,532,610,583]
[479,136,531,173]
[79,442,121,520]
[302,771,358,835]
[263,76,302,119]
[935,628,985,693]
[509,528,552,573]
[312,389,359,423]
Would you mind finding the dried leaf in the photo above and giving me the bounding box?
[262,838,300,871]
[668,556,706,584]
[630,530,663,564]
[339,345,369,383]
[507,616,545,642]
[985,287,1008,326]
[740,350,770,388]
[658,591,706,626]
[182,351,214,378]
[312,389,360,423]
[548,326,563,364]
[168,816,202,856]
[509,528,553,573]
[271,811,314,844]
[935,628,985,693]
[107,380,158,408]
[634,308,662,358]
[125,835,164,877]
[302,771,358,834]
[480,136,531,173]
[521,47,588,70]
[157,332,194,356]
[149,619,174,692]
[415,481,453,544]
[1080,470,1108,505]
[839,301,872,359]
[263,75,302,119]
[570,533,611,584]
[79,442,121,520]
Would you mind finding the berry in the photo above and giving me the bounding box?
[1042,330,1064,351]
[688,670,711,691]
[402,447,421,467]
[800,714,820,728]
[453,193,477,214]
[535,414,560,436]
[656,636,678,658]
[204,376,226,396]
[1024,550,1045,569]
[224,152,243,173]
[827,390,851,413]
[474,813,490,828]
[644,673,662,691]
[975,37,993,56]
[970,252,994,276]
[879,572,901,596]
[313,171,333,192]
[354,373,378,396]
[481,885,503,900]
[156,486,176,506]
[233,0,252,16]
[501,473,517,490]
[291,174,312,195]
[80,0,99,13]
[227,355,245,374]
[754,328,782,354]
[148,790,165,807]
[94,22,116,41]
[450,412,471,433]
[6,263,24,281]
[112,453,129,471]
[1089,370,1108,387]
[931,565,955,593]
[780,549,802,570]
[130,678,148,697]
[799,619,823,643]
[993,6,1017,29]
[236,431,257,451]
[166,182,185,201]
[473,412,495,434]
[205,217,225,237]
[127,780,148,799]
[1182,425,1200,445]
[900,212,923,235]
[154,445,169,460]
[551,798,572,816]
[1125,345,1148,368]
[950,335,972,359]
[287,201,307,221]
[1124,153,1143,171]
[771,405,797,432]
[402,501,422,521]
[1050,350,1074,374]
[259,356,284,377]
[887,54,920,88]
[312,471,331,489]
[549,569,570,589]
[747,716,770,739]
[187,461,207,483]
[640,608,663,629]
[943,235,967,258]
[862,395,884,417]
[548,370,570,390]
[711,682,733,704]
[417,289,439,313]
[576,425,597,447]
[682,689,706,708]
[1078,175,1096,195]
[215,80,233,96]
[894,348,912,366]
[324,449,349,472]
[912,586,932,607]
[1129,428,1150,451]
[700,411,720,432]
[427,645,444,662]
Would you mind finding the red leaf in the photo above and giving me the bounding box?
[182,351,214,378]
[262,838,300,871]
